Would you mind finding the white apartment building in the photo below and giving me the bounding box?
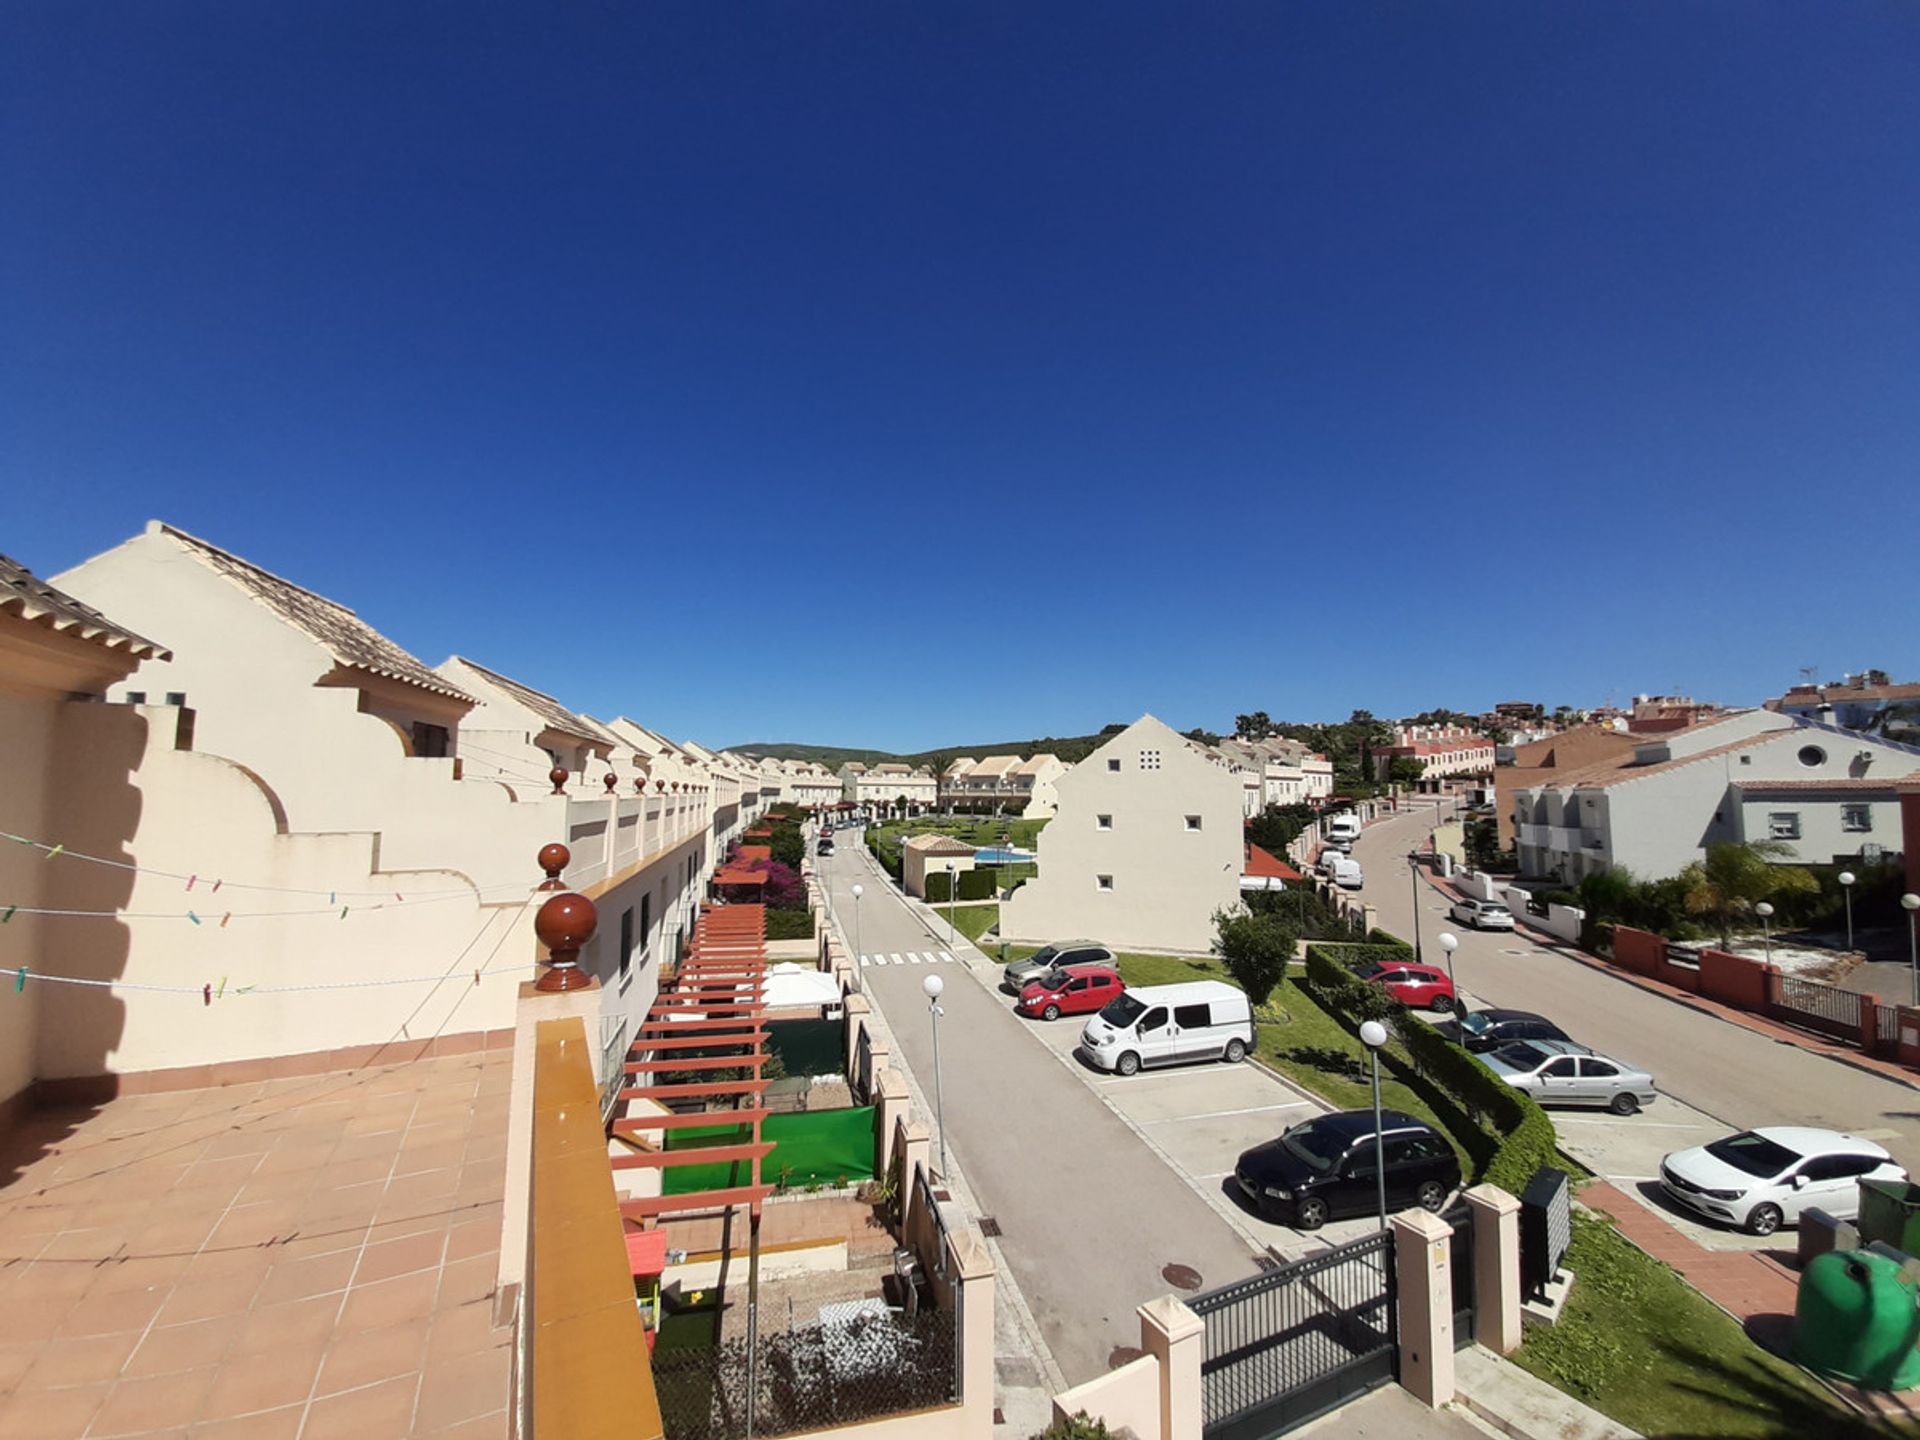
[1000,715,1242,953]
[438,655,613,798]
[1512,709,1920,882]
[941,753,1068,816]
[1373,724,1496,785]
[840,761,937,815]
[1210,738,1334,815]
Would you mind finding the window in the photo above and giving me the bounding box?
[1580,1059,1619,1079]
[1174,1003,1212,1028]
[619,907,634,980]
[1542,1057,1580,1078]
[1843,805,1872,833]
[1768,812,1802,840]
[1185,815,1202,832]
[1139,749,1161,770]
[125,691,146,704]
[1798,745,1827,768]
[1107,758,1122,772]
[1139,1006,1169,1032]
[640,893,652,950]
[411,722,450,759]
[165,691,186,708]
[1066,976,1089,992]
[1096,874,1114,891]
[1096,814,1113,831]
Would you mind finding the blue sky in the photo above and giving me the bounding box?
[5,3,1916,752]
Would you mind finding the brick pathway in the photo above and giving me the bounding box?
[1581,1182,1799,1320]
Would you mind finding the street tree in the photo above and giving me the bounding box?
[1211,905,1298,1008]
[1680,841,1819,948]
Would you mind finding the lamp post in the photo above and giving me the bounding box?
[923,973,949,1178]
[851,883,864,967]
[1437,931,1459,994]
[1407,853,1424,964]
[1359,1019,1390,1230]
[1756,902,1775,965]
[1903,894,1920,1007]
[945,863,957,947]
[1838,872,1857,954]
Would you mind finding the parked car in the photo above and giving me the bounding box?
[1002,940,1114,995]
[1078,981,1253,1075]
[1433,1008,1572,1054]
[1323,855,1364,890]
[816,838,835,856]
[1325,815,1362,846]
[1359,961,1456,1013]
[1017,965,1125,1021]
[1234,1110,1461,1230]
[1448,898,1515,931]
[1660,1128,1906,1236]
[1482,1040,1656,1115]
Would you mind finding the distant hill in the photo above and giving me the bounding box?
[731,726,1128,770]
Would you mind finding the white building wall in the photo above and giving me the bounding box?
[1000,716,1241,953]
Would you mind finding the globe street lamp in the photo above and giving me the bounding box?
[923,973,949,1179]
[1359,1019,1390,1230]
[1838,871,1857,954]
[1437,931,1460,994]
[1756,902,1775,965]
[851,883,864,969]
[1903,894,1920,1007]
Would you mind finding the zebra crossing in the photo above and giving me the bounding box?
[859,950,957,967]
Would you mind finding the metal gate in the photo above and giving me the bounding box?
[1445,1205,1475,1347]
[1189,1231,1397,1440]
[1768,973,1863,1044]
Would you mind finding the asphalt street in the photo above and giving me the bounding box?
[1352,807,1920,1187]
[815,836,1268,1385]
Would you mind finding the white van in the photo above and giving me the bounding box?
[1327,855,1364,890]
[1078,981,1254,1076]
[1325,814,1362,845]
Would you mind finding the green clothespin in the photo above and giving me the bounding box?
[187,911,202,926]
[14,967,25,993]
[2,904,15,924]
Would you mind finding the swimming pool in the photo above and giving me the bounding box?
[974,847,1036,864]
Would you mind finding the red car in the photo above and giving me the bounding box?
[1360,961,1456,1013]
[1018,965,1125,1021]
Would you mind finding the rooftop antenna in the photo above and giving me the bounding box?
[1799,665,1819,686]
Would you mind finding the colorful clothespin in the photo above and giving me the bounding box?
[216,977,227,1000]
[1,904,15,924]
[44,844,63,862]
[211,878,222,893]
[187,911,202,926]
[202,983,212,1006]
[220,912,231,928]
[14,967,25,993]
[186,874,197,891]
[339,906,348,920]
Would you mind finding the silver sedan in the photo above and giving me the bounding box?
[1482,1039,1658,1116]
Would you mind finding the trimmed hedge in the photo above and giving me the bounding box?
[1310,941,1415,976]
[764,909,816,941]
[958,868,997,901]
[925,872,953,904]
[1302,945,1557,1193]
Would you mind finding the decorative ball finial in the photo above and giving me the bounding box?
[603,771,618,794]
[549,766,568,795]
[656,779,667,793]
[537,843,571,890]
[633,775,645,793]
[534,891,598,992]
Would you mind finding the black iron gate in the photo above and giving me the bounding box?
[1768,973,1863,1044]
[1445,1205,1475,1347]
[1189,1231,1397,1440]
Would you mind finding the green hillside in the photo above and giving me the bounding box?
[730,725,1127,769]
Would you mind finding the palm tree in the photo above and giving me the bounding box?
[1681,840,1818,948]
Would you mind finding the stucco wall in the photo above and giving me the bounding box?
[1000,716,1241,952]
[0,690,58,1108]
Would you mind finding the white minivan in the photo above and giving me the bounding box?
[1325,814,1362,846]
[1078,981,1255,1076]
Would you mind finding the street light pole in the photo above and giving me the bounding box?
[1756,902,1775,966]
[1904,894,1920,1008]
[923,973,949,1178]
[1838,872,1857,954]
[1408,854,1424,964]
[945,863,956,947]
[851,883,864,968]
[1437,931,1459,994]
[1360,1020,1389,1231]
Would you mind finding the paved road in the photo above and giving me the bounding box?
[1352,807,1920,1186]
[816,839,1267,1384]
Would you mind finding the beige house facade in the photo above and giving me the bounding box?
[842,761,937,815]
[902,833,980,899]
[1000,715,1242,953]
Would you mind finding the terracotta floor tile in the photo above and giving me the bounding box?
[314,1319,431,1396]
[179,1402,304,1439]
[206,1202,300,1252]
[254,1251,359,1308]
[200,1129,278,1161]
[338,1270,439,1334]
[303,1373,422,1440]
[434,1256,496,1312]
[353,1232,446,1287]
[124,1315,244,1379]
[56,1281,168,1338]
[18,1328,139,1389]
[274,1222,371,1263]
[88,1252,197,1296]
[422,1304,501,1366]
[413,1346,510,1432]
[155,1268,265,1327]
[8,1258,98,1302]
[198,1348,323,1420]
[420,1411,509,1439]
[0,1344,41,1392]
[0,1379,110,1439]
[442,1218,499,1266]
[231,1294,342,1357]
[88,1367,219,1437]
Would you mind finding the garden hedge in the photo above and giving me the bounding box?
[764,909,815,941]
[958,868,997,901]
[925,872,953,904]
[1302,944,1557,1195]
[1309,941,1415,975]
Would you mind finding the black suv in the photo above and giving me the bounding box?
[1433,1008,1571,1054]
[1234,1110,1460,1230]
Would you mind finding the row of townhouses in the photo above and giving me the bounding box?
[1206,736,1336,815]
[0,520,809,1122]
[835,760,939,814]
[939,752,1068,816]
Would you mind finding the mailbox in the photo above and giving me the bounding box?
[1521,1166,1571,1300]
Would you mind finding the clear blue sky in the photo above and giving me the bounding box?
[6,3,1916,752]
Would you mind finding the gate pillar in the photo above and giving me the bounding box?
[1463,1185,1523,1354]
[1392,1208,1456,1408]
[1139,1294,1204,1440]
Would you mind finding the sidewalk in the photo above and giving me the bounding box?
[1579,1182,1798,1322]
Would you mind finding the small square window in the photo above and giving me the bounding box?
[1107,758,1122,772]
[1768,811,1801,840]
[1096,814,1113,831]
[1842,805,1872,833]
[125,691,146,704]
[1738,754,1752,766]
[164,691,186,707]
[1185,815,1202,831]
[1139,749,1161,770]
[1096,874,1114,892]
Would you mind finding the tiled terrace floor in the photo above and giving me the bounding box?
[0,1050,514,1439]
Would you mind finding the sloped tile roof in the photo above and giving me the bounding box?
[0,553,170,660]
[903,834,978,856]
[448,657,601,744]
[160,524,470,701]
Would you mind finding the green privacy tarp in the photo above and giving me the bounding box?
[662,1105,876,1195]
[765,1018,845,1078]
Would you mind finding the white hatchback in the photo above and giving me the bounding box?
[1660,1127,1906,1236]
[1449,898,1515,930]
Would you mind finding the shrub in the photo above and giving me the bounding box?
[924,872,953,904]
[1311,941,1415,975]
[764,909,815,941]
[1030,1415,1110,1440]
[958,868,996,901]
[769,824,805,870]
[1213,907,1299,1007]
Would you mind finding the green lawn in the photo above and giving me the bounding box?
[1514,1211,1853,1438]
[939,903,999,943]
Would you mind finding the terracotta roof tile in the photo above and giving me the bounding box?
[448,656,604,745]
[0,552,170,660]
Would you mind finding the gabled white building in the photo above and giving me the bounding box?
[1000,715,1242,952]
